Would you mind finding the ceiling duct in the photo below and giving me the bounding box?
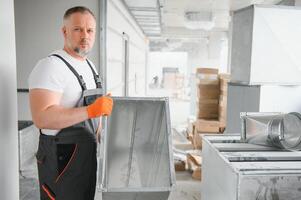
[184,11,214,30]
[123,0,162,36]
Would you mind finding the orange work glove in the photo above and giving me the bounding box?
[86,95,113,118]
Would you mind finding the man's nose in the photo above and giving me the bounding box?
[81,29,89,38]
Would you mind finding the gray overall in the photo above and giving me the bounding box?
[36,54,103,200]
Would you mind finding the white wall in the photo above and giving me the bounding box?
[107,0,147,96]
[260,85,301,112]
[0,0,19,198]
[147,52,188,84]
[296,0,301,5]
[18,93,31,120]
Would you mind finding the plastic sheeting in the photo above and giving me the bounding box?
[19,124,39,179]
[18,124,40,200]
[99,97,175,200]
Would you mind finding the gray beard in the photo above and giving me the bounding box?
[74,47,90,57]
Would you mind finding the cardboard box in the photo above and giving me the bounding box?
[220,77,230,85]
[198,78,219,85]
[198,99,219,104]
[219,95,227,105]
[186,122,195,141]
[196,68,218,74]
[195,119,220,133]
[220,85,228,96]
[192,132,202,149]
[219,73,231,80]
[192,167,202,181]
[197,84,220,99]
[197,105,218,119]
[174,160,186,171]
[219,94,227,125]
[219,74,230,98]
[187,153,201,168]
[197,99,219,118]
[196,68,219,84]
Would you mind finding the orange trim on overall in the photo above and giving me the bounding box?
[55,144,78,183]
[42,185,55,200]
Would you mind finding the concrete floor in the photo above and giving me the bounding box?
[95,171,201,200]
[20,171,201,200]
[168,171,201,200]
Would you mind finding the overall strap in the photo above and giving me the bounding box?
[50,54,87,90]
[86,59,102,88]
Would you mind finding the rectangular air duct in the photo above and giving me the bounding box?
[99,97,175,200]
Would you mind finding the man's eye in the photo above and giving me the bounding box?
[88,29,94,33]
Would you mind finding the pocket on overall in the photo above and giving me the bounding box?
[36,150,46,165]
[36,142,47,165]
[55,143,78,183]
[82,88,103,106]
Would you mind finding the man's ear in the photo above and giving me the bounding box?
[62,26,67,37]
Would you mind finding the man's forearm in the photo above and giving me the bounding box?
[34,105,88,130]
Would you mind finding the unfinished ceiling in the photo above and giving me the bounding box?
[123,0,285,52]
[123,0,162,36]
[123,0,283,38]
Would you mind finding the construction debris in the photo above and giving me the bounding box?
[187,153,202,181]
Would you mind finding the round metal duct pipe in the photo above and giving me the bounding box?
[268,112,301,150]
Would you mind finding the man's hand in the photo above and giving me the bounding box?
[87,95,113,118]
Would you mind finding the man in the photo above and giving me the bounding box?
[29,6,112,200]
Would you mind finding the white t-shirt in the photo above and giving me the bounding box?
[28,49,98,136]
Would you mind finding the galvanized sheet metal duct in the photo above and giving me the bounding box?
[241,112,301,150]
[100,97,175,200]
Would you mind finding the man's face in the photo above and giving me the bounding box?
[63,12,96,57]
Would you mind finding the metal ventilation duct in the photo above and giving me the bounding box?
[99,97,175,200]
[123,0,162,36]
[184,11,214,30]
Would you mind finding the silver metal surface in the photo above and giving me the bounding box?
[202,135,301,200]
[227,84,301,134]
[213,143,279,152]
[231,5,301,85]
[240,112,281,145]
[202,135,238,200]
[269,112,301,150]
[100,97,175,200]
[222,151,301,162]
[241,112,301,150]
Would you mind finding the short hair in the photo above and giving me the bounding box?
[63,6,96,20]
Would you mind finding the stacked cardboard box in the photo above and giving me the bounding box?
[196,68,219,120]
[219,73,230,129]
[191,69,231,150]
[182,70,230,181]
[195,68,221,133]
